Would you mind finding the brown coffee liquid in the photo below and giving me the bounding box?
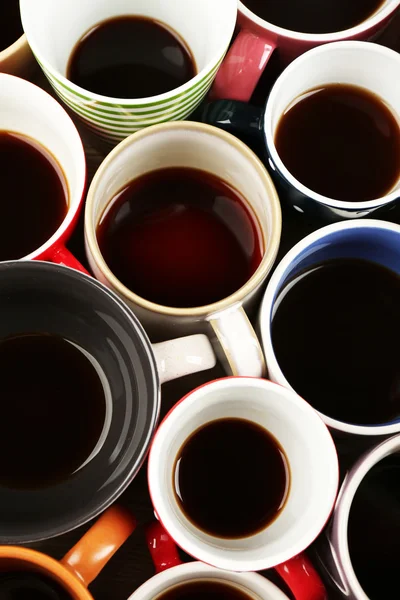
[0,333,106,489]
[155,580,254,600]
[348,454,400,599]
[0,0,23,51]
[96,167,263,308]
[271,258,400,425]
[275,84,400,202]
[242,0,384,34]
[0,132,68,260]
[173,418,290,538]
[67,16,196,98]
[0,571,72,600]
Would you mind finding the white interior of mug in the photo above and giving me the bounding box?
[129,562,289,600]
[85,122,281,314]
[264,41,400,210]
[0,74,86,259]
[148,378,338,572]
[20,0,237,100]
[238,0,399,40]
[333,434,400,600]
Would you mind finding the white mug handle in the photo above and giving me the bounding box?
[152,335,217,384]
[208,304,266,377]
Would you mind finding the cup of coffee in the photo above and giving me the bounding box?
[85,121,282,378]
[313,433,400,599]
[0,260,218,543]
[0,73,87,271]
[0,505,135,599]
[0,1,34,75]
[127,520,327,600]
[211,0,400,102]
[147,377,339,573]
[203,41,400,221]
[20,0,237,144]
[260,219,400,439]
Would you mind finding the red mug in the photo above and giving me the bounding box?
[212,0,400,102]
[0,73,87,273]
[141,521,327,600]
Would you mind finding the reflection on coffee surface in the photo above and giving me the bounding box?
[0,131,68,259]
[0,0,24,51]
[241,0,385,34]
[275,84,400,202]
[0,333,106,489]
[96,167,263,308]
[173,418,290,538]
[155,580,255,600]
[0,571,72,599]
[348,454,400,599]
[67,16,196,98]
[272,258,400,425]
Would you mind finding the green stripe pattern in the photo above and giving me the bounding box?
[36,54,225,143]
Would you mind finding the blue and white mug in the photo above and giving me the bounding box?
[260,219,400,438]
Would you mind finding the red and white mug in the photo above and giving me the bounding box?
[212,0,400,102]
[140,521,326,600]
[0,73,87,272]
[148,377,338,583]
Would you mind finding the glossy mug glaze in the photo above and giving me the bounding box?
[212,0,400,101]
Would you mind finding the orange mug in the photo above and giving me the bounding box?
[0,505,135,599]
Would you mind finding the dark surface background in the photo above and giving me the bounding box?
[23,11,400,599]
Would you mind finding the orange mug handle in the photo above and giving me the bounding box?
[61,505,136,586]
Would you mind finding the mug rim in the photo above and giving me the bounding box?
[0,546,92,599]
[0,73,87,261]
[264,40,400,211]
[147,376,339,572]
[260,218,400,436]
[20,0,237,106]
[85,120,282,318]
[331,433,400,600]
[238,0,400,42]
[0,260,160,543]
[127,561,290,600]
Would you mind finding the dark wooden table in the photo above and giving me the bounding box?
[24,11,400,600]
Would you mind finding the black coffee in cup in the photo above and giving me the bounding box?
[275,84,400,202]
[67,16,196,98]
[0,571,71,600]
[241,0,385,34]
[173,418,290,538]
[0,0,23,51]
[0,333,106,489]
[155,580,255,600]
[271,258,400,425]
[347,454,400,599]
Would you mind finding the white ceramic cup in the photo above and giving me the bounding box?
[260,219,400,439]
[148,377,339,573]
[0,73,86,270]
[131,520,329,600]
[85,121,282,378]
[20,0,237,143]
[264,41,400,220]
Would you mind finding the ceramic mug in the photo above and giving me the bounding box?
[313,434,400,599]
[0,506,135,599]
[211,0,400,102]
[203,41,400,221]
[148,377,339,572]
[85,121,282,378]
[0,261,216,544]
[0,33,34,76]
[129,520,328,600]
[260,219,400,439]
[20,0,237,144]
[0,73,86,270]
